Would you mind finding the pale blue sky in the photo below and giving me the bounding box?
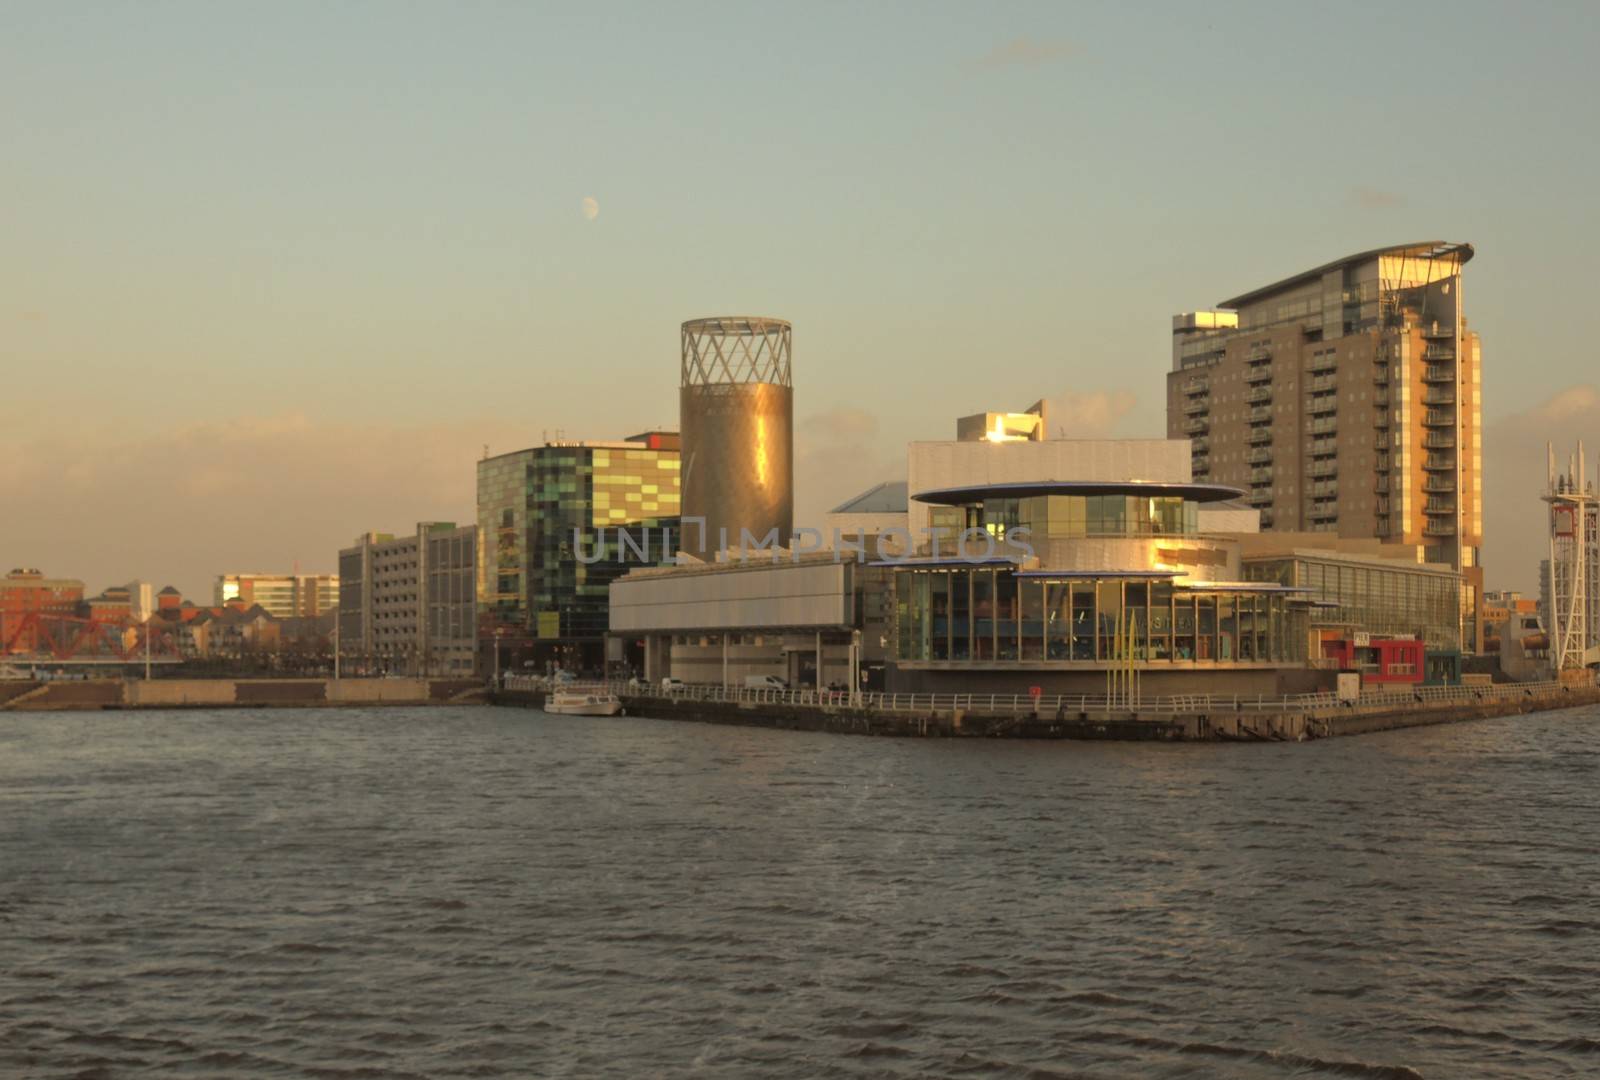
[3,2,1598,594]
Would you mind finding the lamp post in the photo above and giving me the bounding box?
[491,627,504,688]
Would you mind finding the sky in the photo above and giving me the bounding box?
[3,1,1598,598]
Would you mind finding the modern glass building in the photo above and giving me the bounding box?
[1241,549,1460,652]
[477,432,680,672]
[890,480,1312,695]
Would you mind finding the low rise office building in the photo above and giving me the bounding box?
[338,522,478,675]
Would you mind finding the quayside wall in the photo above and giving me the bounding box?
[0,678,484,711]
[493,679,1600,742]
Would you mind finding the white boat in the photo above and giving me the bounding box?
[544,688,623,716]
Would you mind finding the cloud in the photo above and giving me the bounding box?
[1483,384,1600,593]
[1036,390,1139,438]
[0,413,533,598]
[1349,185,1406,209]
[793,406,901,530]
[973,37,1078,71]
[801,405,878,441]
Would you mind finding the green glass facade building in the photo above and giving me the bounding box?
[476,432,680,671]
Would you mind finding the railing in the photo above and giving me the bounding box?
[501,676,1594,720]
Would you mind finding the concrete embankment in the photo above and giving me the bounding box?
[491,684,1600,741]
[1,678,485,711]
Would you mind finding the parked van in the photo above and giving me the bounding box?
[660,676,686,692]
[742,674,788,690]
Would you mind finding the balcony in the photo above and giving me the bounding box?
[1247,345,1272,362]
[1309,418,1338,436]
[1373,364,1390,386]
[1183,398,1209,416]
[1247,491,1273,508]
[1423,520,1457,537]
[1306,354,1337,374]
[1308,395,1338,417]
[1375,476,1391,494]
[1247,427,1273,445]
[1245,386,1273,404]
[1423,476,1455,493]
[1424,432,1456,449]
[1309,439,1337,457]
[1245,364,1273,385]
[1258,510,1274,527]
[1308,375,1338,394]
[1375,497,1390,515]
[1191,436,1210,453]
[1373,391,1390,408]
[1192,462,1211,477]
[1308,505,1338,523]
[1250,467,1274,484]
[1423,388,1455,407]
[1183,418,1209,435]
[1308,461,1338,479]
[1246,448,1272,465]
[1373,432,1390,449]
[1182,376,1209,395]
[1424,365,1454,383]
[1422,323,1453,339]
[1424,344,1455,361]
[1424,454,1455,471]
[1423,409,1454,427]
[1309,480,1338,498]
[1424,499,1456,515]
[1249,405,1273,422]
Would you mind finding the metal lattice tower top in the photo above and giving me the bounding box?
[681,317,792,388]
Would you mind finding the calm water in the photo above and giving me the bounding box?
[2,706,1599,1079]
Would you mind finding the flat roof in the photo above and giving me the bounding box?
[912,480,1246,505]
[1218,241,1473,310]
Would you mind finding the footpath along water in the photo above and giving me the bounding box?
[2,705,1598,1078]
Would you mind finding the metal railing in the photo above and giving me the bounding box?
[500,676,1593,721]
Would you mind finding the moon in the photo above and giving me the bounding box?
[581,196,599,221]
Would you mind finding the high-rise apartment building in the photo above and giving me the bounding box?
[1167,243,1484,651]
[337,522,478,675]
[214,572,338,618]
[476,431,680,671]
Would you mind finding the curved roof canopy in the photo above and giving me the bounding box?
[912,480,1246,505]
[1219,241,1473,310]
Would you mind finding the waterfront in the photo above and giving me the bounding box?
[3,707,1598,1078]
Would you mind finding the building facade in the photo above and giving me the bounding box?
[0,569,86,656]
[1167,243,1484,652]
[214,573,338,618]
[890,476,1313,695]
[477,432,680,673]
[679,317,794,553]
[338,522,477,675]
[610,556,894,690]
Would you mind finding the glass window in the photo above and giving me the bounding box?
[1096,579,1123,660]
[949,571,970,660]
[972,570,996,660]
[1071,583,1095,660]
[997,572,1021,660]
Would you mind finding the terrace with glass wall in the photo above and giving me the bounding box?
[894,566,1306,667]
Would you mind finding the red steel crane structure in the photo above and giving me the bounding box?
[0,613,180,664]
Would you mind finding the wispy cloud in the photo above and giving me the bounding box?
[1349,185,1406,209]
[1037,390,1138,439]
[0,412,529,597]
[973,37,1079,71]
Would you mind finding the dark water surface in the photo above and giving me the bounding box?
[3,706,1599,1079]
